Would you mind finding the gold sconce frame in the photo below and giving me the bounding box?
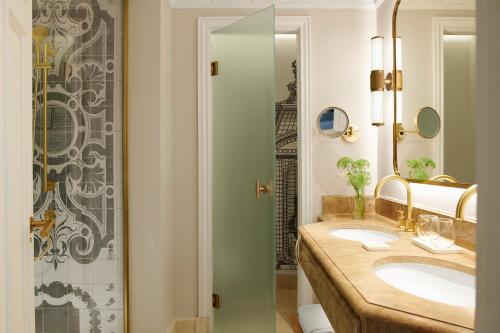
[342,124,360,143]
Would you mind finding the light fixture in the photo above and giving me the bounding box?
[370,36,384,126]
[370,36,403,126]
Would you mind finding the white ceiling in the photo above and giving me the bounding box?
[168,0,474,9]
[169,0,476,9]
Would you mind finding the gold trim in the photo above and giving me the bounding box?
[123,0,130,331]
[370,70,385,92]
[455,184,478,219]
[406,178,472,189]
[392,0,402,176]
[342,124,360,143]
[429,174,458,183]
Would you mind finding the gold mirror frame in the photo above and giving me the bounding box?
[390,0,473,189]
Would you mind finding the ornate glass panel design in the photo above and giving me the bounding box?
[32,1,124,332]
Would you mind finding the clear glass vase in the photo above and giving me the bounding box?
[353,193,366,220]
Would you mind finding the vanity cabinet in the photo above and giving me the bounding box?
[299,241,361,333]
[298,221,474,333]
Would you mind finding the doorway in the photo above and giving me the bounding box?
[197,14,311,332]
[275,33,300,333]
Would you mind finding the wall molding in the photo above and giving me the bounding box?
[168,0,475,10]
[172,0,375,9]
[401,0,475,10]
[197,15,312,331]
[433,17,476,175]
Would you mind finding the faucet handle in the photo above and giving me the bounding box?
[396,210,406,230]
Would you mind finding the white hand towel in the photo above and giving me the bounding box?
[298,304,335,333]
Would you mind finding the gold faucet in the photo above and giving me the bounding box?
[455,184,478,220]
[374,175,414,232]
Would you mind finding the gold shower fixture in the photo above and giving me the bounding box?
[31,26,56,245]
[32,26,55,193]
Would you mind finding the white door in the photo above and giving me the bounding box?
[0,0,35,332]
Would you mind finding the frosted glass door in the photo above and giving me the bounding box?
[212,6,276,333]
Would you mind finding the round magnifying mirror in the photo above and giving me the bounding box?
[317,107,349,139]
[416,107,441,138]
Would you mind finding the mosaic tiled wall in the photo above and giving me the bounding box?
[32,1,124,332]
[275,61,298,270]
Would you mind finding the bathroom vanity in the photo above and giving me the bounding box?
[298,214,475,333]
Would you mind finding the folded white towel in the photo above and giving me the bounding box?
[298,304,335,333]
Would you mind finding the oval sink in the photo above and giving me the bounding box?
[374,262,475,308]
[330,228,399,243]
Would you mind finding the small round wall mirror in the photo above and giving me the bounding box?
[317,107,350,139]
[416,107,441,138]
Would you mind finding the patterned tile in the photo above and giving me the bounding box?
[276,61,298,270]
[33,0,124,332]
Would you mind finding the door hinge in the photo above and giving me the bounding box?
[211,61,219,76]
[212,293,220,309]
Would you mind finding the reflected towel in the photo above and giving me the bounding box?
[298,304,335,333]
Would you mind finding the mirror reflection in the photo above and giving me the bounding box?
[398,0,476,184]
[317,107,349,139]
[416,107,440,139]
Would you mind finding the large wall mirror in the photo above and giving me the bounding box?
[395,0,476,187]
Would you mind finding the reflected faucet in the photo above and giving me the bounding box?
[455,185,478,220]
[374,175,414,232]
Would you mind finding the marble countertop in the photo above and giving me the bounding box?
[299,213,476,332]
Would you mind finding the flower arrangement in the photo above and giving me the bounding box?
[337,157,371,219]
[406,157,436,180]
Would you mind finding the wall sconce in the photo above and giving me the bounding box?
[370,36,403,125]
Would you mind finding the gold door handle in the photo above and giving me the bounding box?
[255,180,272,199]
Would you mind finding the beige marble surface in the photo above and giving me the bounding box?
[299,214,476,332]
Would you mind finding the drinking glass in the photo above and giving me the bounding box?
[417,214,438,240]
[430,218,456,248]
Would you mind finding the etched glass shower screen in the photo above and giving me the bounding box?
[32,1,125,332]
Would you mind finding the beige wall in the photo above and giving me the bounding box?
[376,1,477,219]
[129,0,174,331]
[172,8,377,317]
[476,2,500,331]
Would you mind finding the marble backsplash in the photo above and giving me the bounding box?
[321,195,476,251]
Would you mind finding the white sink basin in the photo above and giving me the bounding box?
[330,228,399,243]
[374,262,476,308]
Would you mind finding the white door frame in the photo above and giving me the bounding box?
[197,15,312,326]
[0,0,35,331]
[433,17,475,174]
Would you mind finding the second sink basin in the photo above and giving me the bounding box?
[330,228,399,243]
[374,260,476,308]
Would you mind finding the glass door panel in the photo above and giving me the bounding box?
[212,6,276,333]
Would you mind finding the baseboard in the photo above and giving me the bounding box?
[166,320,176,333]
[166,317,208,333]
